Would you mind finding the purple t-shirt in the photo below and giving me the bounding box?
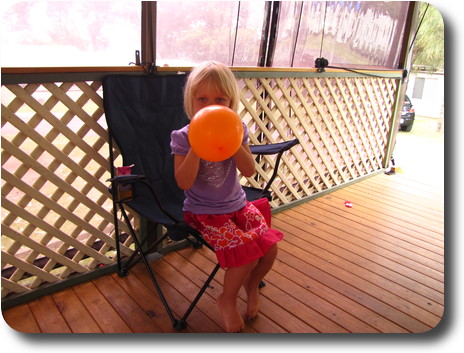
[170,122,249,214]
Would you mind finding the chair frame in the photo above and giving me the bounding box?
[108,137,221,330]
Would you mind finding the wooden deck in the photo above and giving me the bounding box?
[2,172,444,333]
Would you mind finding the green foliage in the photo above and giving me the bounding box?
[412,3,444,69]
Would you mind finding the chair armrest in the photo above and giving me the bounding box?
[107,174,146,185]
[247,138,300,198]
[249,138,299,155]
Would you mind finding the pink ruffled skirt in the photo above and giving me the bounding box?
[184,199,284,268]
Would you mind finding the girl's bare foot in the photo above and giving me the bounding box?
[217,294,244,333]
[244,283,260,320]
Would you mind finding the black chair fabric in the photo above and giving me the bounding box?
[103,74,188,223]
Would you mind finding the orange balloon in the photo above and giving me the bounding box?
[188,105,244,162]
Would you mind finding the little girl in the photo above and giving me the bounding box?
[170,61,284,332]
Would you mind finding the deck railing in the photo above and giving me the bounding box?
[1,66,403,305]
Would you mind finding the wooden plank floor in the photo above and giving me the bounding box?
[2,172,444,333]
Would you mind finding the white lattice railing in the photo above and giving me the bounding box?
[1,67,402,303]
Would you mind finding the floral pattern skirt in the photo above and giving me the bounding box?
[184,199,284,268]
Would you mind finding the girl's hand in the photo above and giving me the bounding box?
[174,149,201,190]
[174,144,255,190]
[233,144,255,178]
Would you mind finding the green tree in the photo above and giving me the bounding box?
[412,3,444,70]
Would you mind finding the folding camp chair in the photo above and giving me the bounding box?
[103,73,299,330]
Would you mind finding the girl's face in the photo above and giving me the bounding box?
[192,81,231,116]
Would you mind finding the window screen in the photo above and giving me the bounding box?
[273,1,410,69]
[1,1,140,67]
[156,1,266,67]
[1,1,410,69]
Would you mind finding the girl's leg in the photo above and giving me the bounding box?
[217,260,257,333]
[243,243,278,320]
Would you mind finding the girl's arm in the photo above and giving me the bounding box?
[233,144,255,178]
[174,149,201,190]
[175,144,255,190]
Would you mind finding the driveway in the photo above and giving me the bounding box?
[391,116,444,189]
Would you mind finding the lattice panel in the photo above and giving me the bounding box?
[238,76,398,208]
[1,82,133,298]
[1,72,399,300]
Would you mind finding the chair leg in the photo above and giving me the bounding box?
[114,204,222,330]
[176,263,221,330]
[118,205,179,327]
[111,195,124,277]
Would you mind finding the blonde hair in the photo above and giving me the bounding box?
[183,61,240,119]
